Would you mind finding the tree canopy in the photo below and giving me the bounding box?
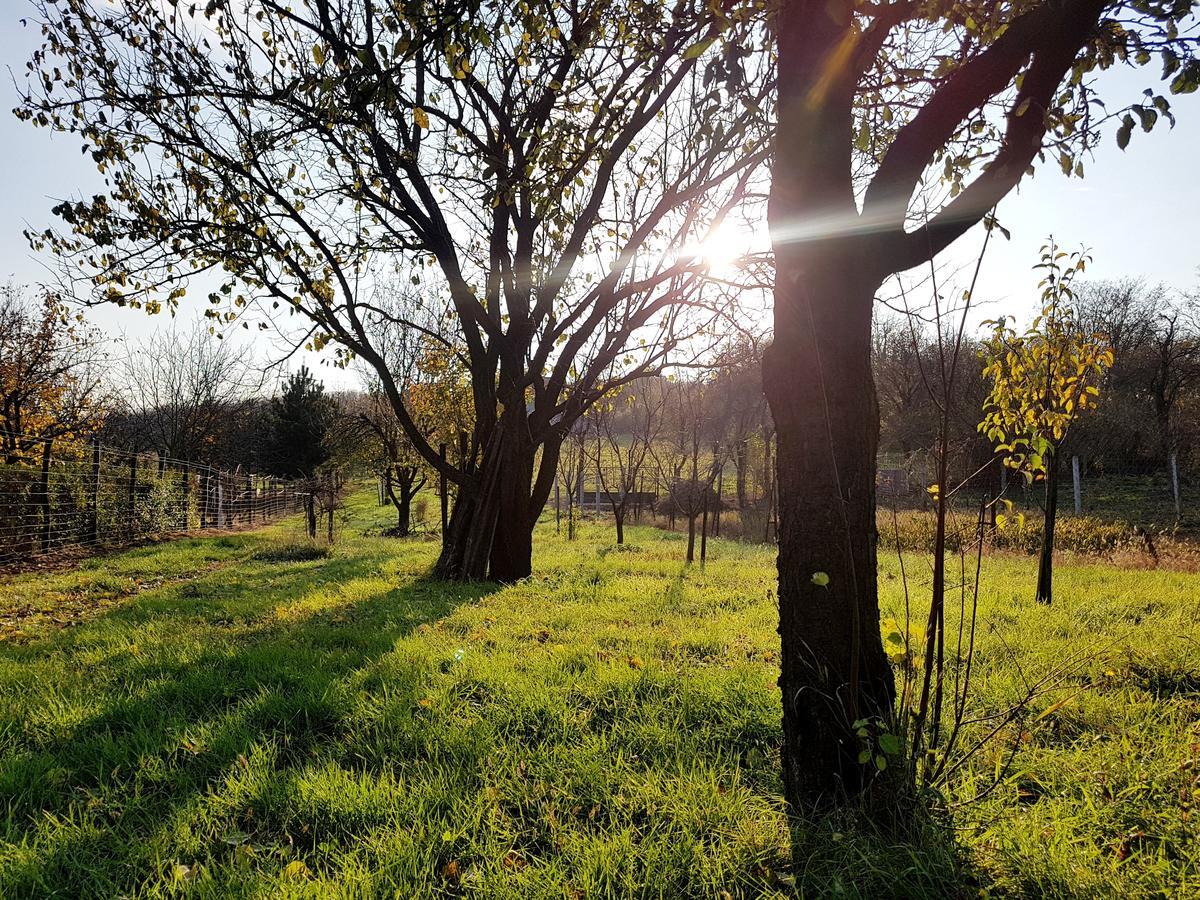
[19,0,773,578]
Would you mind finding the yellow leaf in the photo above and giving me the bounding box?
[283,860,309,879]
[413,107,430,129]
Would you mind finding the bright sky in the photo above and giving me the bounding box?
[2,13,1198,390]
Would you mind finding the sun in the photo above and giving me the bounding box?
[676,222,753,276]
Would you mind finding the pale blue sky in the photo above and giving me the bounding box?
[2,11,1197,387]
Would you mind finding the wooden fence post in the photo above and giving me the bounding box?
[181,463,190,531]
[128,450,139,532]
[714,465,723,538]
[326,474,334,543]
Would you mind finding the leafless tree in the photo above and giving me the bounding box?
[590,381,666,545]
[556,419,589,542]
[114,322,263,461]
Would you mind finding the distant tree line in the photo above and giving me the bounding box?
[873,278,1200,479]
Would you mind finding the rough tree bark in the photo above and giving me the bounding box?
[768,0,1111,809]
[763,248,896,803]
[434,406,558,582]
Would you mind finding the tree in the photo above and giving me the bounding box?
[347,388,428,536]
[766,0,1195,806]
[652,380,720,562]
[20,0,770,581]
[267,366,335,479]
[708,338,768,509]
[114,321,262,462]
[1145,295,1200,462]
[591,382,665,545]
[0,285,105,463]
[556,419,589,542]
[980,243,1113,606]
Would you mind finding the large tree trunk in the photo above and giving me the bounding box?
[768,0,895,812]
[1036,453,1060,605]
[764,252,895,805]
[434,406,537,582]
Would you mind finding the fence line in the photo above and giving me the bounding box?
[0,431,307,570]
[550,445,1194,543]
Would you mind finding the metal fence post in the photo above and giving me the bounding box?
[1171,452,1182,520]
[39,438,53,553]
[89,437,102,544]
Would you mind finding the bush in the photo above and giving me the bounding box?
[879,510,1141,556]
[134,476,182,535]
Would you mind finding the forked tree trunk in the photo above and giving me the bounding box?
[434,406,541,582]
[1036,452,1060,605]
[764,250,896,805]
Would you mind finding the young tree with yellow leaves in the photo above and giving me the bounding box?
[980,242,1114,606]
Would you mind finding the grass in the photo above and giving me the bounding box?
[0,488,1196,897]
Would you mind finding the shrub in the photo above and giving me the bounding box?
[879,510,1141,556]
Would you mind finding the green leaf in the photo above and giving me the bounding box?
[810,571,830,587]
[312,44,325,67]
[1116,115,1133,150]
[878,733,902,755]
[683,37,715,60]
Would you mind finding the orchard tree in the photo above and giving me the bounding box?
[708,337,768,509]
[590,381,666,544]
[18,0,771,581]
[0,285,106,463]
[349,389,428,536]
[767,0,1196,807]
[980,243,1113,606]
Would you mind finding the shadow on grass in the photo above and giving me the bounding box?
[0,541,494,898]
[786,806,981,898]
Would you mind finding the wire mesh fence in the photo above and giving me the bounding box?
[877,448,1195,532]
[0,431,308,570]
[555,443,1196,545]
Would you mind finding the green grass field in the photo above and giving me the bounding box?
[0,489,1197,897]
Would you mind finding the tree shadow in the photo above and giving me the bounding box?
[786,805,983,897]
[0,546,494,897]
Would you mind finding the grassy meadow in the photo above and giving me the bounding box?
[0,488,1197,897]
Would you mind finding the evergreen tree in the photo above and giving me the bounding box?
[268,366,333,479]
